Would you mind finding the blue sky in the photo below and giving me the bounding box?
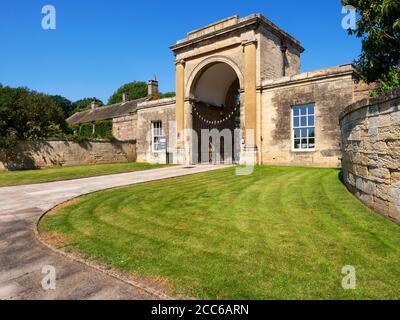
[0,0,361,103]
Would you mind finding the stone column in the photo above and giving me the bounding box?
[242,40,258,163]
[175,59,186,164]
[175,59,186,147]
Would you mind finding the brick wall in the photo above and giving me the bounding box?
[340,88,400,222]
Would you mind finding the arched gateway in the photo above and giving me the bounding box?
[189,60,242,164]
[170,14,303,165]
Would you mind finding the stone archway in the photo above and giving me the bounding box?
[173,38,258,165]
[188,61,242,164]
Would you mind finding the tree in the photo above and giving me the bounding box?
[49,95,73,117]
[0,86,67,141]
[160,92,176,98]
[342,0,400,84]
[108,81,148,105]
[70,98,104,115]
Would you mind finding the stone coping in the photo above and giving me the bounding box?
[339,87,400,122]
[137,97,176,110]
[187,15,239,40]
[171,13,304,53]
[10,138,136,144]
[259,64,355,90]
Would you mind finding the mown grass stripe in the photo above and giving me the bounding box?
[39,166,400,299]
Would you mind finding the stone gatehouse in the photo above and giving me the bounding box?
[68,13,375,167]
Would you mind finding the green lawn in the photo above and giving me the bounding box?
[39,166,400,299]
[0,162,167,187]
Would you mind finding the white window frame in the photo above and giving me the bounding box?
[151,121,163,153]
[291,104,316,152]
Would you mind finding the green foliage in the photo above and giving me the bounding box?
[73,120,113,139]
[70,135,90,144]
[108,81,148,104]
[79,122,94,138]
[160,92,176,98]
[70,98,104,115]
[343,0,400,83]
[0,86,67,141]
[0,136,18,149]
[49,95,73,117]
[93,120,113,138]
[380,67,400,92]
[370,67,400,96]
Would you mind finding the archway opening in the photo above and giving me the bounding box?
[190,62,241,164]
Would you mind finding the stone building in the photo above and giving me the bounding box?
[68,13,375,167]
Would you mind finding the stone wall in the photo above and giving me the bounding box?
[353,80,380,102]
[136,99,176,164]
[112,114,137,141]
[259,65,357,168]
[258,25,301,81]
[340,88,400,222]
[0,139,136,171]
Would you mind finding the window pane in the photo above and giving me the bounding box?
[152,122,163,151]
[292,105,316,150]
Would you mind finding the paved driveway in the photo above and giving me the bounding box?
[0,165,225,300]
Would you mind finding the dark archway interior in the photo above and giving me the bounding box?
[191,62,241,164]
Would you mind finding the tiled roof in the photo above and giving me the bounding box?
[67,98,147,124]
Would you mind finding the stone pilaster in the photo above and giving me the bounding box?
[242,40,257,150]
[175,59,186,148]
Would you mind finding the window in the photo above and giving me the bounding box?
[292,104,315,151]
[152,121,163,152]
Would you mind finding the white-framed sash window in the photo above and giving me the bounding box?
[292,104,315,151]
[152,121,163,152]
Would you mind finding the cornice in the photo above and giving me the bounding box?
[170,14,303,54]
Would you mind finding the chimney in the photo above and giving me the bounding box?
[122,92,129,102]
[90,100,98,110]
[148,76,159,98]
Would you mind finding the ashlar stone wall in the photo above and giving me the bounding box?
[340,88,400,222]
[113,114,137,141]
[259,65,357,168]
[136,98,176,164]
